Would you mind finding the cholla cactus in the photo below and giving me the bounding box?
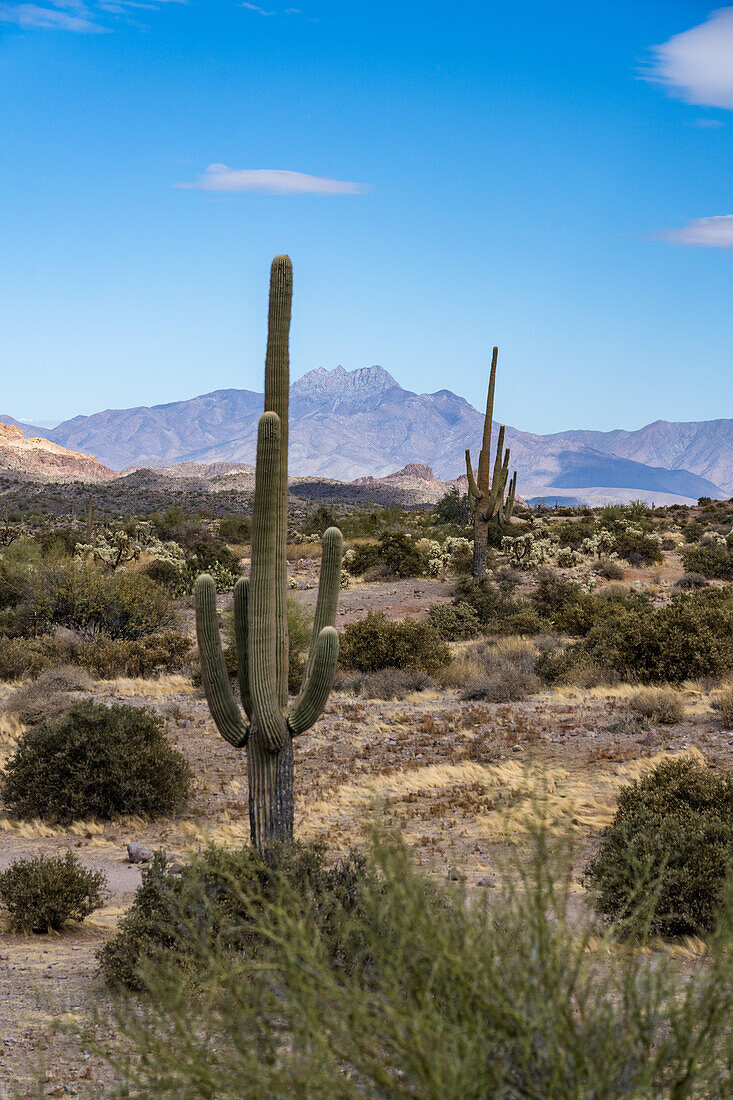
[194,257,342,851]
[557,546,583,568]
[501,532,558,570]
[465,347,517,578]
[580,529,617,559]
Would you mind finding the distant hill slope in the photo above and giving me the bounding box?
[5,366,725,504]
[0,422,116,483]
[549,420,733,496]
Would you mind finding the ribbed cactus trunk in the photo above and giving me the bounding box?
[465,347,517,579]
[194,256,342,852]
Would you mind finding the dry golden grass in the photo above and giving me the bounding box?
[626,686,685,725]
[711,682,733,727]
[286,542,322,562]
[0,712,24,745]
[100,674,194,697]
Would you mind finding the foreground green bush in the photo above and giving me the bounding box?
[0,851,106,933]
[99,842,373,989]
[1,702,191,823]
[339,612,450,673]
[584,758,733,937]
[95,831,733,1099]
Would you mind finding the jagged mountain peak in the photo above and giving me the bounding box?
[291,364,399,401]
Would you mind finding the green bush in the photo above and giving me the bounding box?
[24,562,175,639]
[217,515,251,543]
[76,631,192,679]
[536,588,733,684]
[453,576,546,635]
[1,702,191,823]
[427,601,480,640]
[347,531,427,579]
[0,851,106,933]
[95,832,733,1098]
[98,841,373,990]
[682,542,733,580]
[0,635,72,681]
[432,487,473,528]
[339,612,450,673]
[584,758,733,937]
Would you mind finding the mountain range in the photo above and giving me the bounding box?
[3,365,729,505]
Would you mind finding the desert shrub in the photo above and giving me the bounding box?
[217,515,251,543]
[349,668,434,700]
[460,664,539,703]
[23,562,174,639]
[432,486,473,527]
[536,588,733,685]
[682,542,733,580]
[595,557,625,580]
[712,685,733,729]
[286,597,313,694]
[339,612,450,674]
[550,517,596,549]
[675,571,709,590]
[453,576,545,635]
[98,841,373,990]
[75,631,192,679]
[626,687,684,725]
[427,601,480,640]
[584,758,733,936]
[0,635,73,682]
[530,574,598,635]
[347,531,427,579]
[96,830,733,1098]
[0,851,106,933]
[613,528,664,566]
[143,558,184,591]
[4,665,91,725]
[1,702,191,823]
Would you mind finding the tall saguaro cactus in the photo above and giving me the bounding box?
[194,256,343,850]
[465,346,517,578]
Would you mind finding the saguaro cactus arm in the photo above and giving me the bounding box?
[233,577,252,720]
[289,626,339,736]
[194,574,249,748]
[465,451,482,500]
[249,412,289,754]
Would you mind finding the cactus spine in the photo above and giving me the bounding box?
[194,256,343,851]
[465,346,517,578]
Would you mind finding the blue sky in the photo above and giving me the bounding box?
[0,1,731,432]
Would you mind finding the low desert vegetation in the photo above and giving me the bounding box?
[626,686,685,725]
[585,757,733,937]
[1,701,191,823]
[0,851,107,933]
[89,830,733,1098]
[339,611,450,673]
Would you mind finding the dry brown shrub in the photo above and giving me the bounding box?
[4,665,92,726]
[627,686,684,726]
[711,684,733,728]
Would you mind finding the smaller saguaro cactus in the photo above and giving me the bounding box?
[194,256,342,851]
[465,346,517,578]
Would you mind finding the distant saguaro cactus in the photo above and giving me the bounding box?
[195,256,342,850]
[465,346,517,578]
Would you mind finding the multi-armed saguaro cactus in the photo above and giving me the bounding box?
[194,256,343,851]
[465,346,517,578]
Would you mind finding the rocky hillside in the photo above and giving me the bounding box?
[3,367,726,504]
[0,423,116,483]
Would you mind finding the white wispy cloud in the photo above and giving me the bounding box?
[660,215,733,249]
[645,7,733,109]
[0,0,183,31]
[177,164,368,196]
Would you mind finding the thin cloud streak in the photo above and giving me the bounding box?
[0,0,184,31]
[178,164,369,196]
[645,7,733,110]
[660,215,733,249]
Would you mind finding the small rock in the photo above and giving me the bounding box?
[477,877,496,888]
[127,842,153,864]
[167,861,185,876]
[447,868,466,882]
[511,744,523,753]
